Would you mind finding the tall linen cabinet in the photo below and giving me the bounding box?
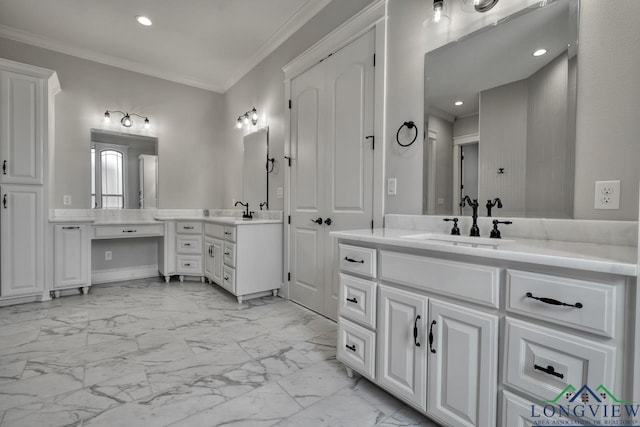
[0,58,60,303]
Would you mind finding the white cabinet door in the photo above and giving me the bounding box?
[1,185,43,296]
[54,224,90,289]
[204,237,215,280]
[0,71,44,184]
[427,299,498,427]
[211,238,224,285]
[378,284,428,410]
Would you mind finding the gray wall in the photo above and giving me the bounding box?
[0,38,226,209]
[386,0,640,220]
[222,0,375,211]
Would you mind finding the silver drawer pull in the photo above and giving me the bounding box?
[183,226,194,230]
[62,226,80,230]
[346,297,358,304]
[184,243,192,247]
[123,230,137,233]
[534,364,564,379]
[184,263,191,267]
[344,257,364,264]
[345,344,356,352]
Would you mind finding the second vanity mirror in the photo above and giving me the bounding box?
[424,0,578,218]
[90,129,158,209]
[242,127,269,211]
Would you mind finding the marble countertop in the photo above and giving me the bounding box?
[331,228,638,277]
[154,216,283,225]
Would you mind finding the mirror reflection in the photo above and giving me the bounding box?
[242,127,269,211]
[424,0,578,218]
[90,129,158,209]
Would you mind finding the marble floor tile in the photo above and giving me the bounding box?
[0,279,443,427]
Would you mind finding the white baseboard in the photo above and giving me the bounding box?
[92,264,159,284]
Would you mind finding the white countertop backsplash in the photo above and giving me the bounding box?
[385,214,638,247]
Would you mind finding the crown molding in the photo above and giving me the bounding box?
[221,0,332,92]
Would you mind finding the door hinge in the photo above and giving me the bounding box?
[373,54,376,67]
[288,99,292,109]
[288,272,291,281]
[365,135,374,150]
[288,215,291,224]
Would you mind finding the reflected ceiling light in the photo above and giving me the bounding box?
[235,107,259,129]
[104,110,151,129]
[533,48,548,57]
[460,0,499,13]
[433,0,444,23]
[136,15,152,26]
[454,101,464,106]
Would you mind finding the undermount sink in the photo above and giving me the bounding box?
[401,233,513,249]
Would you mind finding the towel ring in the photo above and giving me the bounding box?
[266,157,275,173]
[396,121,418,147]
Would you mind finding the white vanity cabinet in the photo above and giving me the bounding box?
[175,221,204,282]
[53,223,90,296]
[204,221,282,303]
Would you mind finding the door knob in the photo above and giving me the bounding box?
[324,218,332,226]
[311,217,323,225]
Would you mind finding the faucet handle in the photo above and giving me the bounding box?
[443,217,460,235]
[490,219,512,239]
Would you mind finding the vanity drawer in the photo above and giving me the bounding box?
[339,274,376,329]
[337,318,375,380]
[176,235,202,254]
[176,221,202,234]
[222,265,235,294]
[501,391,542,427]
[506,270,618,338]
[339,244,376,279]
[223,226,236,242]
[380,251,500,308]
[504,318,617,404]
[223,242,236,267]
[93,223,164,239]
[204,223,224,239]
[177,255,202,275]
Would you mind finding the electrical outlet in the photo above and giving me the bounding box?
[63,195,72,205]
[105,251,112,261]
[594,180,620,209]
[387,178,397,196]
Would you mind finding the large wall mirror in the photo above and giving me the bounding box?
[90,129,158,209]
[424,0,579,218]
[242,127,270,211]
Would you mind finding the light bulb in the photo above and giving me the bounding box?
[104,111,111,122]
[433,0,444,23]
[136,16,152,26]
[251,108,258,121]
[121,114,132,127]
[243,114,249,125]
[144,117,150,129]
[236,117,243,129]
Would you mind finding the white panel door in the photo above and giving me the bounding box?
[0,185,44,297]
[0,71,44,184]
[378,284,428,410]
[322,29,375,319]
[54,225,89,289]
[289,30,374,319]
[290,60,326,314]
[427,299,498,427]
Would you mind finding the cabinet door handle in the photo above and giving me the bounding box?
[224,251,231,256]
[184,263,191,267]
[525,292,583,309]
[534,364,564,379]
[224,276,230,281]
[224,232,231,235]
[2,160,6,175]
[62,226,80,230]
[2,194,6,209]
[413,315,421,347]
[346,297,358,304]
[344,257,364,264]
[345,344,356,352]
[428,320,436,354]
[184,243,192,247]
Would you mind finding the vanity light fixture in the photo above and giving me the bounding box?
[235,107,259,129]
[104,110,151,129]
[533,48,548,57]
[136,15,152,26]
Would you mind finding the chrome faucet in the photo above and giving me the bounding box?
[460,196,480,236]
[485,198,502,217]
[234,201,252,219]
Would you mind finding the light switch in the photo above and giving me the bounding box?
[387,178,397,196]
[63,195,72,205]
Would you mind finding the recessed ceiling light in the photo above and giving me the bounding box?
[136,15,152,26]
[533,48,547,57]
[454,101,464,106]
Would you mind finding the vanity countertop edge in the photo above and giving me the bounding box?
[331,228,638,277]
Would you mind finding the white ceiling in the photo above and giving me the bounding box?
[0,0,332,93]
